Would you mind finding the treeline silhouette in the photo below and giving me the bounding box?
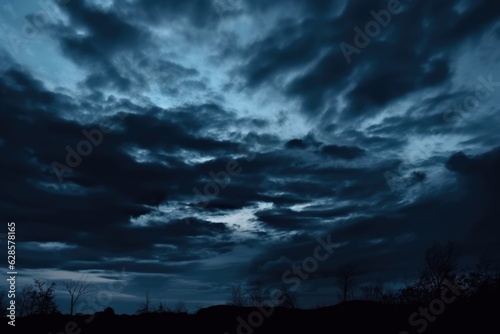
[1,241,499,333]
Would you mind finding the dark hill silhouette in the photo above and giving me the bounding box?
[3,243,498,333]
[3,294,498,334]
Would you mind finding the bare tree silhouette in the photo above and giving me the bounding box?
[155,302,166,313]
[246,280,265,306]
[421,241,461,295]
[460,253,499,299]
[277,284,298,309]
[17,280,58,317]
[17,286,32,317]
[335,264,358,302]
[63,276,94,315]
[361,280,398,305]
[170,300,188,314]
[361,280,385,302]
[136,290,152,314]
[396,241,462,303]
[227,284,245,306]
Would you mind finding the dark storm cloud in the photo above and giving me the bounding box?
[48,0,213,95]
[284,134,321,150]
[48,0,153,92]
[239,0,500,120]
[60,1,147,52]
[255,208,322,231]
[2,0,499,311]
[243,144,500,290]
[444,147,500,253]
[255,203,364,232]
[285,135,365,160]
[192,149,380,211]
[345,56,451,113]
[320,144,365,159]
[445,151,477,174]
[285,138,310,149]
[118,0,220,28]
[0,64,241,271]
[327,128,406,154]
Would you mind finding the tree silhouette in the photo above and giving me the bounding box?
[361,280,385,302]
[17,280,58,316]
[170,300,188,314]
[17,286,33,317]
[277,284,298,309]
[246,280,265,306]
[335,264,358,302]
[156,302,166,313]
[460,253,499,299]
[103,307,115,316]
[420,241,461,296]
[227,284,245,306]
[64,276,94,315]
[136,290,152,314]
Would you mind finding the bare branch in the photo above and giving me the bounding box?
[63,276,94,315]
[227,284,245,307]
[335,263,358,302]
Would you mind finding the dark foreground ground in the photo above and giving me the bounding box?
[2,297,498,334]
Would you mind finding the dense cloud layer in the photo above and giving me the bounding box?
[0,0,499,312]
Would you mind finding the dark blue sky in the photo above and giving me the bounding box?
[1,0,500,314]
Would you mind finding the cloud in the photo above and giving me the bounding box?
[320,144,365,160]
[1,0,499,311]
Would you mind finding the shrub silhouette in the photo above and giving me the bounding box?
[17,279,58,317]
[170,300,188,314]
[227,284,245,306]
[103,307,115,316]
